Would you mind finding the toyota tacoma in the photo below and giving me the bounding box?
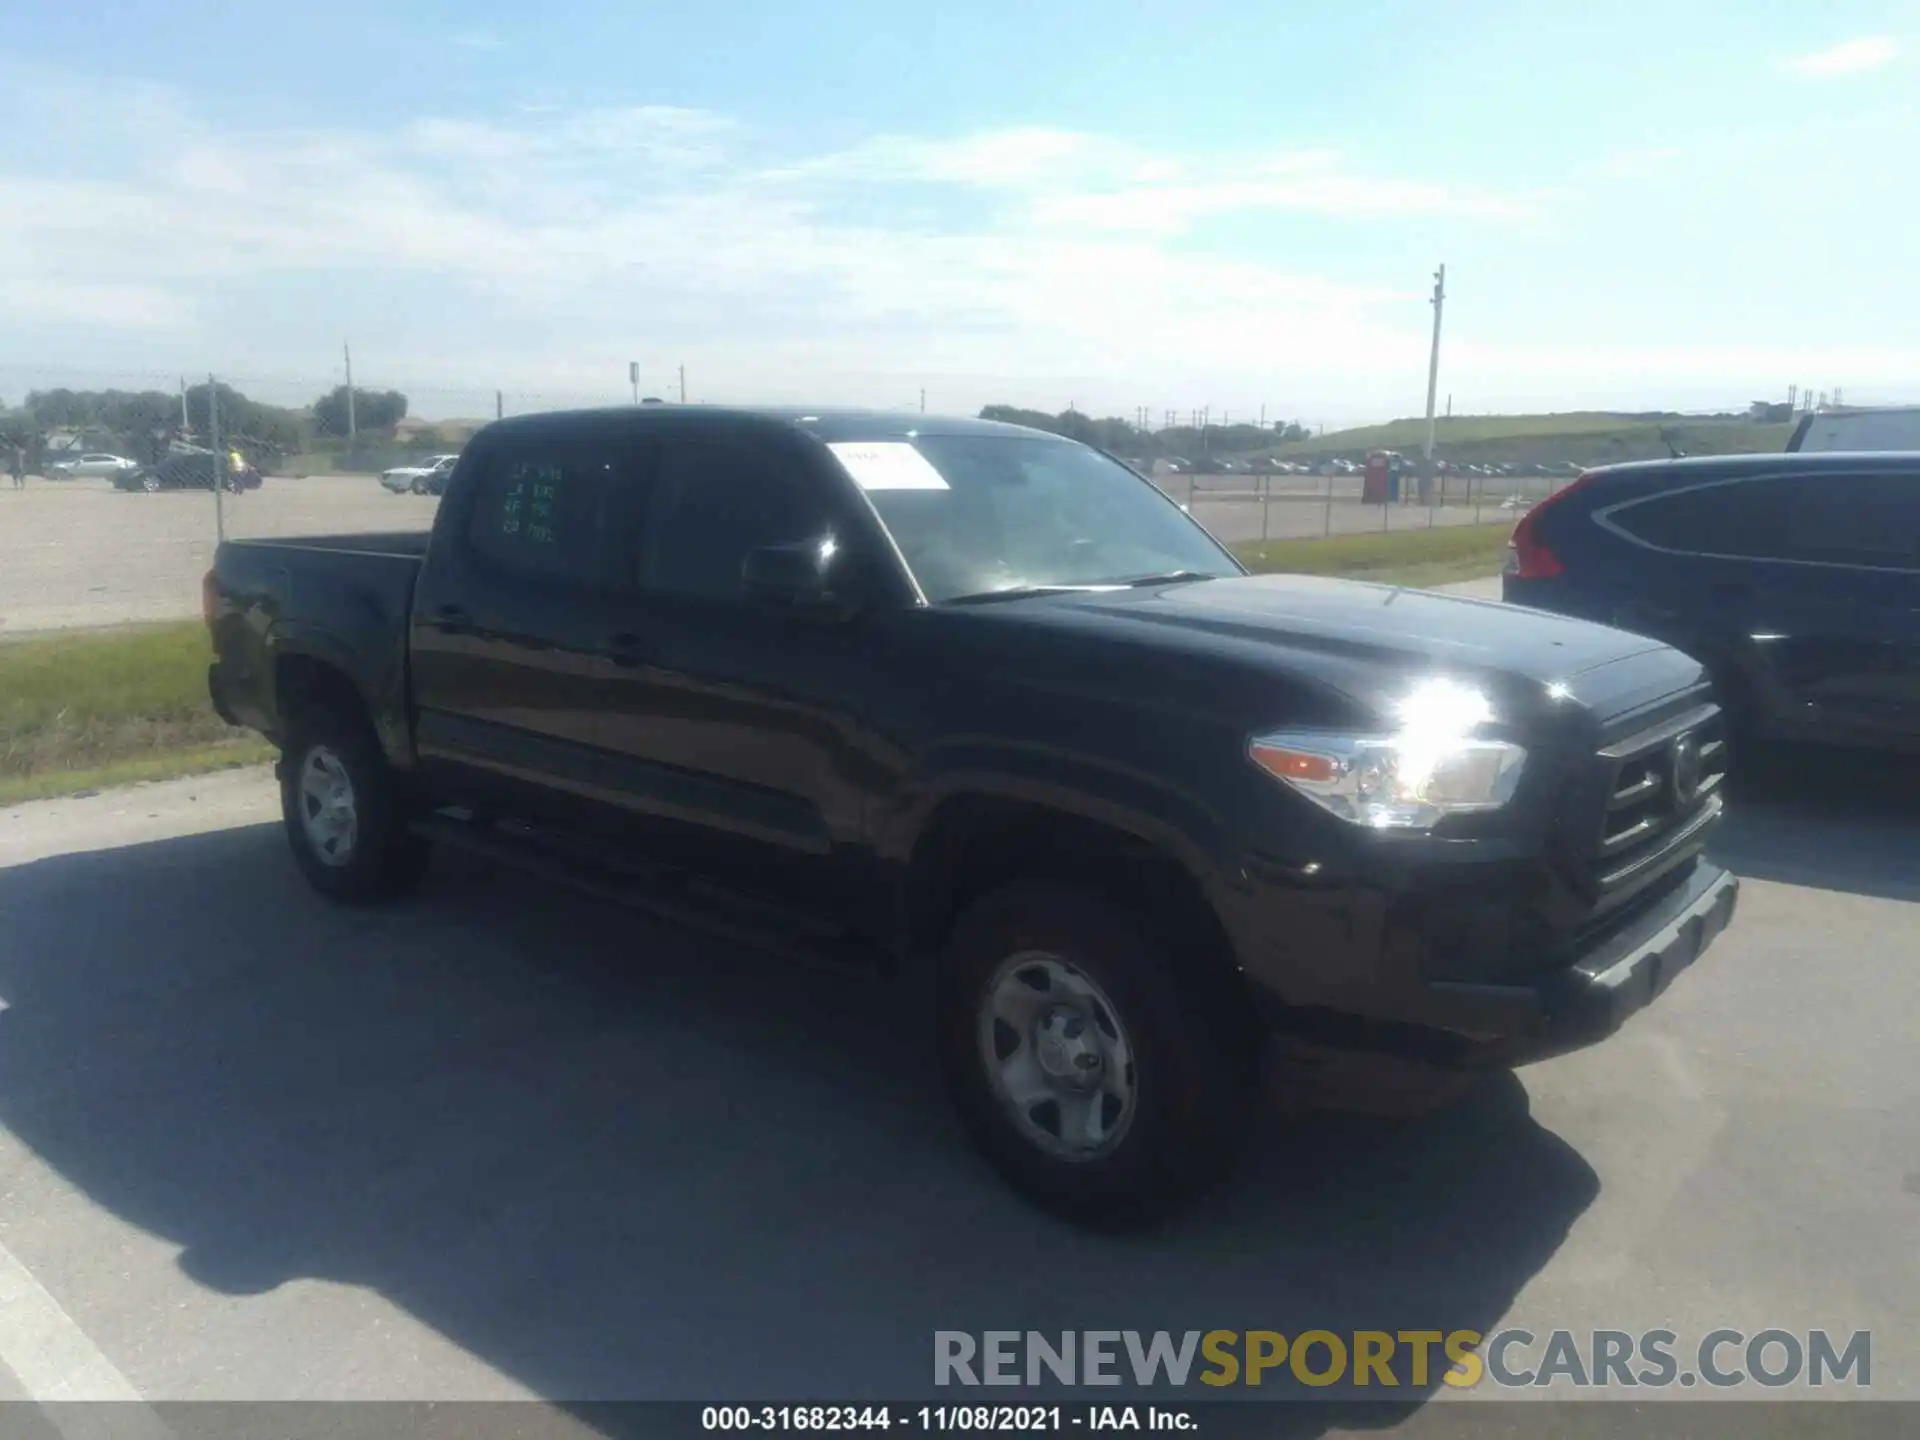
[206,407,1739,1225]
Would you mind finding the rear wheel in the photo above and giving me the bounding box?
[936,882,1256,1227]
[280,705,428,903]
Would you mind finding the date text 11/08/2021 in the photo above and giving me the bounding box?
[702,1407,1188,1432]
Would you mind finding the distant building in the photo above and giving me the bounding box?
[394,416,486,443]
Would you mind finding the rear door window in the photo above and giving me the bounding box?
[465,436,628,585]
[1610,472,1920,570]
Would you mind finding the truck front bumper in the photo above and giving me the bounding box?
[1438,860,1738,1066]
[1236,857,1739,1084]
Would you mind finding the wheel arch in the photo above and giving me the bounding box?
[903,793,1248,1013]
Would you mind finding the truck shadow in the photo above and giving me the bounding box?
[0,824,1599,1432]
[1712,742,1920,902]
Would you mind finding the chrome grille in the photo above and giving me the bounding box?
[1587,702,1727,895]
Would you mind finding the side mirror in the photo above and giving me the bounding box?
[741,538,860,617]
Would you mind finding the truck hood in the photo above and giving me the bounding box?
[1008,573,1695,724]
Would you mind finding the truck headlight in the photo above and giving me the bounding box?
[1249,679,1526,830]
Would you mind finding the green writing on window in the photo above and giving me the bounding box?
[496,464,564,546]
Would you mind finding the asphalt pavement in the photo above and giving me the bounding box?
[0,744,1915,1421]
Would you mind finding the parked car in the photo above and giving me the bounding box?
[207,406,1739,1225]
[48,452,140,480]
[1502,452,1920,752]
[116,447,261,493]
[1786,405,1920,453]
[380,454,462,495]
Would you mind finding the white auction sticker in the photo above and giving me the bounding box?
[828,441,950,491]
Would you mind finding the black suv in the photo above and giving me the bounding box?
[1503,452,1920,751]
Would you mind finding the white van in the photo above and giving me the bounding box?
[1785,406,1920,452]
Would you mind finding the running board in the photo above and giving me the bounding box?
[409,811,889,977]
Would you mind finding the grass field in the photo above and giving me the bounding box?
[0,522,1513,806]
[1266,412,1793,469]
[0,622,272,806]
[1234,520,1510,588]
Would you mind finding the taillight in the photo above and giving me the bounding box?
[1504,472,1594,580]
[202,569,219,629]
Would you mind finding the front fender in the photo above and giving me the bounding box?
[877,737,1233,884]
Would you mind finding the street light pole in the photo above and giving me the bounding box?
[209,374,225,543]
[1423,264,1446,462]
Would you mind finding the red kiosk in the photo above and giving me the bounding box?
[1362,450,1404,504]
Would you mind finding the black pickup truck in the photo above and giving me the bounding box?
[207,406,1739,1225]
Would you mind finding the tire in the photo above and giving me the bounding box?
[935,882,1256,1227]
[280,703,428,903]
[140,473,161,493]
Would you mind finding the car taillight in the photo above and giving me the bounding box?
[1504,472,1595,579]
[202,569,219,630]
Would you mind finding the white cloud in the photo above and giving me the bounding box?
[777,129,1535,229]
[0,89,1544,415]
[1784,37,1902,76]
[452,31,506,52]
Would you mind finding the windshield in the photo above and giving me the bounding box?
[843,435,1242,603]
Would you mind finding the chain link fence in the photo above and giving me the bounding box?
[0,367,1545,635]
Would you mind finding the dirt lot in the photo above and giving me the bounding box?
[0,473,1526,633]
[0,476,439,634]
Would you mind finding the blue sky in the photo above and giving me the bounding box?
[3,1,1917,424]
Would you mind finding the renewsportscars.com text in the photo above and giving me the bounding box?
[934,1329,1871,1391]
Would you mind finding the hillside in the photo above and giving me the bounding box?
[1266,413,1795,468]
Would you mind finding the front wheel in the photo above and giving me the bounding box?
[280,705,428,903]
[936,883,1256,1227]
[140,473,161,493]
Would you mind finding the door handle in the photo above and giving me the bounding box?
[432,605,472,635]
[604,632,650,667]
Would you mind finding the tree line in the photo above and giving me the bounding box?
[978,405,1310,459]
[0,384,411,462]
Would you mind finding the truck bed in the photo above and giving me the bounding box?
[234,531,431,558]
[207,533,426,757]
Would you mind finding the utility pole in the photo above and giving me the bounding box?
[496,390,504,420]
[1259,403,1266,428]
[920,388,926,414]
[678,365,686,403]
[1423,264,1446,461]
[209,374,225,543]
[630,361,640,406]
[1446,393,1453,419]
[343,342,356,448]
[178,377,189,434]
